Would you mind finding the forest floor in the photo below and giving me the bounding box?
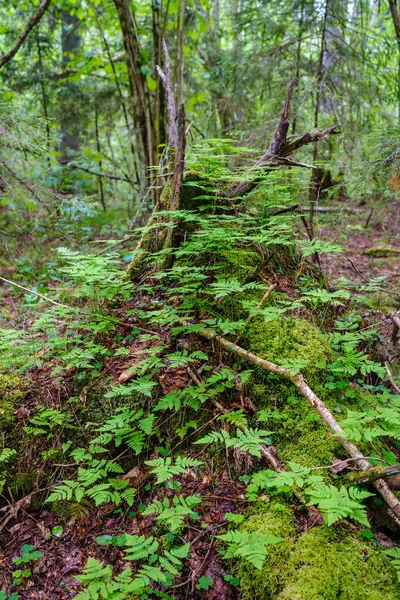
[1,198,400,600]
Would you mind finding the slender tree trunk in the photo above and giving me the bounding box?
[92,1,140,192]
[389,0,400,120]
[94,100,106,212]
[291,0,305,135]
[113,0,156,197]
[60,10,81,163]
[36,30,51,168]
[308,0,329,236]
[176,0,186,107]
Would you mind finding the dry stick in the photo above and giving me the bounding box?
[0,0,51,70]
[0,276,69,309]
[193,327,400,522]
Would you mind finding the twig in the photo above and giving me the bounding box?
[385,361,400,394]
[0,0,51,70]
[0,276,71,309]
[191,325,400,522]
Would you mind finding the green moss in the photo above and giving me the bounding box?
[219,247,261,284]
[245,318,339,467]
[277,527,400,600]
[0,372,24,430]
[236,501,297,599]
[246,316,332,383]
[238,508,400,600]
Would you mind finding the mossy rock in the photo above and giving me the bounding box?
[238,505,400,600]
[0,372,24,431]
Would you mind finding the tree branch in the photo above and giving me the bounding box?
[193,325,400,523]
[157,39,177,149]
[227,79,340,199]
[0,0,52,70]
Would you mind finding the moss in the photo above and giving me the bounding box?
[277,527,400,600]
[0,372,24,431]
[236,501,297,599]
[219,247,261,284]
[245,316,332,384]
[245,318,340,468]
[238,508,400,600]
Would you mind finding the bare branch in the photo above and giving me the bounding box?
[0,0,52,70]
[192,325,400,523]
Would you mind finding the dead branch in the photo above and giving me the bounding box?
[227,80,340,199]
[192,325,400,523]
[161,104,186,267]
[157,39,177,149]
[0,0,52,70]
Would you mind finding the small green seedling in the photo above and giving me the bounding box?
[12,545,43,585]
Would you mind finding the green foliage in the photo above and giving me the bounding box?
[217,529,283,570]
[304,477,374,527]
[145,456,203,484]
[46,452,135,507]
[195,427,272,457]
[142,494,201,532]
[385,548,400,582]
[12,544,43,585]
[24,406,74,438]
[247,464,373,527]
[76,539,190,598]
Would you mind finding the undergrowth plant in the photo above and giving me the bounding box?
[1,138,400,597]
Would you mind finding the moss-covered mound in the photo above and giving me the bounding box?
[245,316,341,467]
[245,316,333,383]
[238,503,400,600]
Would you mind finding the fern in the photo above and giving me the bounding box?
[217,530,282,569]
[247,463,312,500]
[305,476,374,526]
[195,427,272,457]
[145,456,203,484]
[46,454,135,507]
[218,409,248,428]
[384,548,400,582]
[142,494,201,532]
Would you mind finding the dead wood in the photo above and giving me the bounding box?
[157,39,177,151]
[192,325,400,523]
[227,80,340,199]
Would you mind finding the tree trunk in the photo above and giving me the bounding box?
[60,10,81,163]
[113,0,156,196]
[389,0,400,121]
